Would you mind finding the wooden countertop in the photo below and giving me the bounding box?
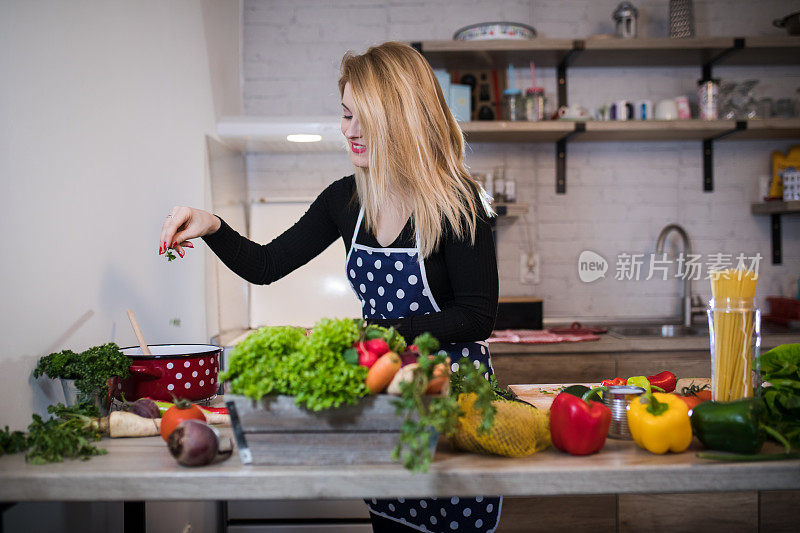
[1,428,798,502]
[488,332,800,354]
[215,329,800,355]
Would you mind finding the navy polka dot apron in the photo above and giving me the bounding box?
[346,207,502,532]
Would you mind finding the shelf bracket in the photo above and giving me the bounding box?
[557,40,584,109]
[771,213,782,264]
[556,122,586,194]
[702,37,745,80]
[702,121,746,192]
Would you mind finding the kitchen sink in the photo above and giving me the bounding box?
[609,324,708,338]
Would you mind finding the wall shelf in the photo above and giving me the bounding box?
[751,201,800,265]
[751,200,800,215]
[419,36,800,69]
[416,36,800,196]
[462,119,800,143]
[461,121,573,142]
[493,202,529,218]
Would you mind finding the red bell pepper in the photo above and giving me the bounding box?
[647,371,677,393]
[550,388,612,456]
[601,377,626,387]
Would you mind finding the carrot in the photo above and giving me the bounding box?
[98,411,162,438]
[426,360,450,394]
[366,351,402,393]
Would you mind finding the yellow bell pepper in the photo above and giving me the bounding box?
[627,392,692,454]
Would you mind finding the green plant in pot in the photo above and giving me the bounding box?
[33,343,131,416]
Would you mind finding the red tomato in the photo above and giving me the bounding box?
[160,401,206,441]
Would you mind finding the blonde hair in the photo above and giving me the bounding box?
[338,41,493,258]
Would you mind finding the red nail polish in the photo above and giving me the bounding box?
[159,244,163,254]
[178,250,184,258]
[172,242,177,248]
[186,242,194,248]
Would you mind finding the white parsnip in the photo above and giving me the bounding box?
[203,412,231,426]
[99,411,161,438]
[387,363,418,395]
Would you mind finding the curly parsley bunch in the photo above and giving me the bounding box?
[33,343,130,414]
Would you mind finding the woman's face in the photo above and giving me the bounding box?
[341,82,368,169]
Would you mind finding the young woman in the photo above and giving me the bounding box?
[158,41,501,532]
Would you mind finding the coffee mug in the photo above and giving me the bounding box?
[635,99,653,120]
[611,100,634,121]
[655,99,678,120]
[675,96,691,119]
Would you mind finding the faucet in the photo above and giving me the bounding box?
[655,224,700,327]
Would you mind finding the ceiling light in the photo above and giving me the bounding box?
[286,134,322,143]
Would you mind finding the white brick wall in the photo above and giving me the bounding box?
[241,0,800,321]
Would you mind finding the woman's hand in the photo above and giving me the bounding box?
[158,206,221,258]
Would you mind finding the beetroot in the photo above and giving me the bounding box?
[167,419,232,467]
[126,398,160,419]
[400,348,420,367]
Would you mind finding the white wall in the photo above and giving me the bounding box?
[242,0,800,321]
[0,1,240,531]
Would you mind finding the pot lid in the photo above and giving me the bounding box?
[120,344,221,359]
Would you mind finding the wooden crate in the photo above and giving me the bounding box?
[226,394,435,466]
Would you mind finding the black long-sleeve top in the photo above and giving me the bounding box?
[202,175,498,344]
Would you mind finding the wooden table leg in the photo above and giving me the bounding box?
[124,501,145,533]
[0,502,17,533]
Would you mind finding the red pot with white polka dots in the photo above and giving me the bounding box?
[115,344,221,402]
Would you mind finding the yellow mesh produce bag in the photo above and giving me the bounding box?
[450,393,551,457]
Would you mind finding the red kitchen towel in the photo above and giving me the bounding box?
[487,329,600,344]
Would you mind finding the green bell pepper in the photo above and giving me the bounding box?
[561,384,603,402]
[691,398,766,454]
[692,398,799,461]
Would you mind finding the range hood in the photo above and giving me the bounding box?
[217,116,344,153]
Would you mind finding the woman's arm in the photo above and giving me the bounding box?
[370,214,499,344]
[202,184,342,285]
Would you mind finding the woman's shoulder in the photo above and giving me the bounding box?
[318,174,357,205]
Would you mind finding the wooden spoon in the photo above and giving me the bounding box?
[126,309,152,356]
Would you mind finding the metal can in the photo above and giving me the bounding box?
[698,78,720,120]
[602,385,646,439]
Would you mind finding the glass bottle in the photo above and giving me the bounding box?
[493,166,506,202]
[524,87,545,121]
[502,89,524,121]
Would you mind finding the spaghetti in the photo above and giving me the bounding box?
[709,268,759,401]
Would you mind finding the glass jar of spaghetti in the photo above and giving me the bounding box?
[707,295,761,401]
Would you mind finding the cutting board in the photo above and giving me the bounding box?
[510,378,711,410]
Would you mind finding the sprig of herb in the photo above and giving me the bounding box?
[1,403,106,464]
[0,427,29,456]
[165,248,177,261]
[392,334,497,473]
